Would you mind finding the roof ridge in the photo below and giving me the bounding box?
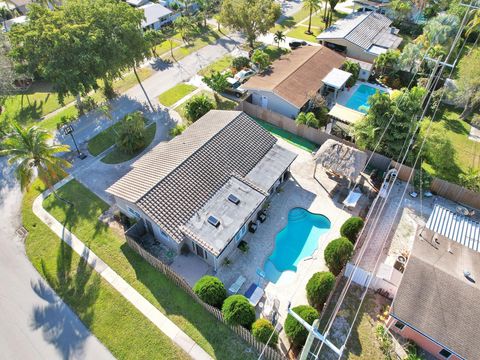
[274,46,324,92]
[342,11,373,40]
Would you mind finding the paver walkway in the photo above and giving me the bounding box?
[32,176,213,360]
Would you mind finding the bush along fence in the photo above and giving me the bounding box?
[125,234,286,360]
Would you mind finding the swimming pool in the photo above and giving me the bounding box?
[345,84,385,113]
[264,208,331,283]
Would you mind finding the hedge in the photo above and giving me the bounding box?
[193,275,227,308]
[340,217,364,244]
[306,272,335,309]
[222,295,256,329]
[252,318,278,345]
[284,305,319,347]
[324,237,354,275]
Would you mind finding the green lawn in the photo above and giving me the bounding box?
[101,123,156,164]
[165,27,222,62]
[198,55,233,76]
[421,106,480,183]
[87,120,123,156]
[39,105,79,132]
[154,39,183,57]
[23,181,189,360]
[174,90,237,121]
[158,83,198,107]
[254,118,318,152]
[285,11,347,42]
[0,82,74,127]
[42,180,256,360]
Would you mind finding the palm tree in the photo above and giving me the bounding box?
[273,30,286,48]
[303,0,321,34]
[0,122,72,203]
[295,112,319,128]
[467,10,480,37]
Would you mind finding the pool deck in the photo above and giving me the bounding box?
[212,139,352,326]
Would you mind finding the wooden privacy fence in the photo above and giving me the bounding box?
[125,235,286,360]
[391,161,480,210]
[238,100,391,171]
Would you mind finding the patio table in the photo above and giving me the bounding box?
[244,283,264,307]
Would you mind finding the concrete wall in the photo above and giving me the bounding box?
[249,90,300,119]
[388,318,463,360]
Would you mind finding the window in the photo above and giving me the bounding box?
[394,321,405,331]
[439,349,452,359]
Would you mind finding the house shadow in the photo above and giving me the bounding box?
[30,242,100,360]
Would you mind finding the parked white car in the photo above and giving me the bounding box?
[226,77,248,98]
[234,69,256,83]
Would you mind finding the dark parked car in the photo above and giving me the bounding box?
[289,40,307,49]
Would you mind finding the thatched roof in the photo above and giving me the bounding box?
[314,139,368,182]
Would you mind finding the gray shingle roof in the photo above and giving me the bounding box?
[317,12,401,51]
[109,110,285,244]
[391,231,480,360]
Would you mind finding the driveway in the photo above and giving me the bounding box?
[0,158,114,360]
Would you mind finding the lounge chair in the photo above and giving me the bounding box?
[228,275,246,294]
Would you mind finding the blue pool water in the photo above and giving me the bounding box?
[264,208,331,283]
[345,84,385,113]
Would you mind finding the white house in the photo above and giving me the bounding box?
[107,111,297,270]
[139,2,176,30]
[242,45,347,119]
[317,11,402,62]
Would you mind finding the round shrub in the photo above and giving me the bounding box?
[232,56,250,71]
[324,237,354,275]
[184,94,214,122]
[222,295,256,328]
[306,271,335,309]
[340,217,364,244]
[193,275,226,308]
[252,318,278,345]
[284,305,319,347]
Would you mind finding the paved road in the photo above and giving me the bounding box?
[0,158,114,360]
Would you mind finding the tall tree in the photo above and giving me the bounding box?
[456,48,480,119]
[354,86,426,159]
[0,33,17,112]
[303,0,321,34]
[374,50,400,77]
[219,0,281,49]
[273,30,286,48]
[8,0,150,108]
[197,0,217,27]
[0,122,71,202]
[174,15,199,45]
[388,0,413,21]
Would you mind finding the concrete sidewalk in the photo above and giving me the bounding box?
[33,176,213,360]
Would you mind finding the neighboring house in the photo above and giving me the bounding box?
[242,46,347,119]
[107,110,297,270]
[139,2,176,30]
[388,228,480,360]
[353,0,389,14]
[316,11,402,62]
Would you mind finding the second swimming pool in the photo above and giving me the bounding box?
[264,208,331,283]
[345,84,386,113]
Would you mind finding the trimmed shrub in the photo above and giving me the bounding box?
[184,94,215,122]
[193,276,226,308]
[324,237,354,275]
[284,305,318,347]
[116,111,146,154]
[306,271,335,309]
[252,318,278,345]
[340,217,364,244]
[222,295,256,328]
[232,56,250,71]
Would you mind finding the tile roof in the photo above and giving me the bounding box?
[317,12,402,51]
[109,111,285,244]
[242,46,345,108]
[392,230,480,360]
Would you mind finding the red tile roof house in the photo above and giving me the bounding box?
[107,110,297,270]
[387,227,480,360]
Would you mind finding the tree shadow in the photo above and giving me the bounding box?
[15,98,43,125]
[151,58,174,71]
[443,117,469,135]
[30,242,101,360]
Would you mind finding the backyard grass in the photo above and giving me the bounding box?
[158,83,198,107]
[0,82,74,127]
[317,281,385,360]
[198,55,233,76]
[101,123,156,164]
[254,118,318,153]
[174,90,237,121]
[42,179,257,360]
[22,180,189,360]
[421,106,480,183]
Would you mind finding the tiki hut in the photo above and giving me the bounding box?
[314,139,368,184]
